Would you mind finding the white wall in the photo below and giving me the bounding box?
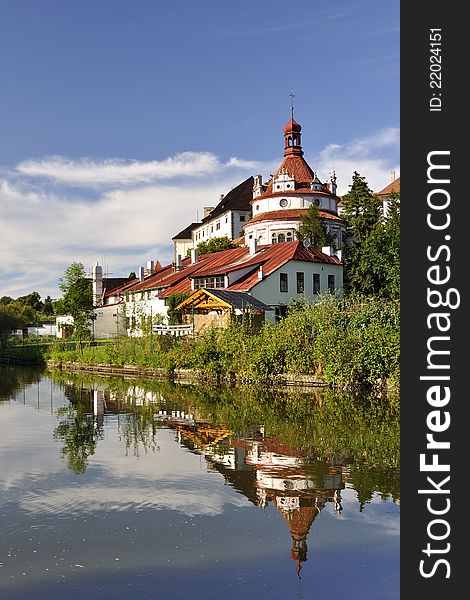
[251,193,338,216]
[250,259,343,314]
[192,209,250,245]
[174,239,194,261]
[94,305,124,338]
[124,294,169,337]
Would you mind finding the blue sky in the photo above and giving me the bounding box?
[0,0,399,298]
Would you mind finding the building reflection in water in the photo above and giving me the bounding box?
[52,381,397,578]
[156,409,346,578]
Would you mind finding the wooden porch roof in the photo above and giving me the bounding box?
[176,288,273,313]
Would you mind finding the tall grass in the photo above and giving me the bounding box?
[27,295,399,387]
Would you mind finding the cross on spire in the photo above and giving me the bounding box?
[290,90,295,119]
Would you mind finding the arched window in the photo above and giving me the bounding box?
[278,233,286,243]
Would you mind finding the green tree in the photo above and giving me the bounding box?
[341,172,393,297]
[54,402,99,474]
[43,295,54,316]
[368,192,400,299]
[167,293,190,325]
[17,291,44,313]
[128,271,136,280]
[341,171,381,241]
[197,236,235,255]
[296,204,330,248]
[58,262,95,351]
[0,302,35,347]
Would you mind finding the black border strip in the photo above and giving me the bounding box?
[401,2,465,596]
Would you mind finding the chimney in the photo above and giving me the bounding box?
[92,263,103,306]
[257,265,264,280]
[176,254,182,270]
[190,248,198,264]
[391,170,396,182]
[146,260,155,274]
[203,206,214,218]
[248,237,258,255]
[321,246,333,256]
[138,266,145,282]
[335,249,342,261]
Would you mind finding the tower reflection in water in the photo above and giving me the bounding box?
[157,409,346,579]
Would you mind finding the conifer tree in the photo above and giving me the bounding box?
[296,204,330,248]
[341,172,399,298]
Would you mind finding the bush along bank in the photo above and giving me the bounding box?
[40,295,399,389]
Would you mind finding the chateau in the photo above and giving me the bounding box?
[86,109,397,338]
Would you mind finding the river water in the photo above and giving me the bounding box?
[0,366,399,599]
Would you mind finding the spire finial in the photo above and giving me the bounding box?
[290,90,295,119]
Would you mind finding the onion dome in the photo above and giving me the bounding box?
[283,118,302,134]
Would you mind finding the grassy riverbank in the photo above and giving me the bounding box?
[2,295,399,388]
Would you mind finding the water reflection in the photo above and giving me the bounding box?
[47,372,399,576]
[0,367,400,599]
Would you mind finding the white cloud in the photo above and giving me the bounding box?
[309,127,400,195]
[0,128,398,297]
[16,152,257,187]
[19,482,249,517]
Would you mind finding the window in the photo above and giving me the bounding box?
[278,233,286,242]
[297,272,304,294]
[314,198,320,207]
[280,273,288,293]
[313,273,320,294]
[216,222,221,230]
[328,274,335,293]
[279,198,288,207]
[239,215,246,222]
[194,276,225,290]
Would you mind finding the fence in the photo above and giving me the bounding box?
[152,324,192,337]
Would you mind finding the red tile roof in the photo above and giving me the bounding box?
[244,208,345,228]
[229,242,341,292]
[105,242,341,302]
[159,241,341,297]
[374,177,400,197]
[259,154,334,198]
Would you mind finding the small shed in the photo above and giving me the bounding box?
[176,288,273,334]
